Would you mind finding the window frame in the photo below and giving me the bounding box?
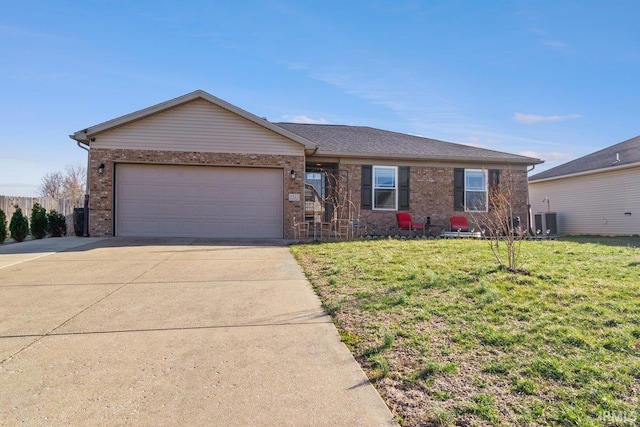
[464,169,488,212]
[372,165,398,211]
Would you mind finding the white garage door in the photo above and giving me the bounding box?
[115,164,283,238]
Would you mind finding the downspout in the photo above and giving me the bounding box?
[76,141,90,237]
[526,164,536,236]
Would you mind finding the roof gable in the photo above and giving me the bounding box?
[70,90,317,150]
[274,123,542,165]
[530,135,640,181]
[88,98,305,156]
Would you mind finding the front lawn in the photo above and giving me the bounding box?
[291,237,640,426]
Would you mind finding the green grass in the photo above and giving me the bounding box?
[291,236,640,427]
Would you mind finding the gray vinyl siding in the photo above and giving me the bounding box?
[529,167,640,235]
[91,99,303,156]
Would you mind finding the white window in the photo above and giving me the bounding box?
[465,169,488,212]
[373,166,397,210]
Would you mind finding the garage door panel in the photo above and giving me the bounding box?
[261,205,281,217]
[181,221,203,235]
[119,183,144,198]
[118,201,140,216]
[118,220,139,235]
[219,188,235,199]
[137,201,159,213]
[182,186,202,199]
[163,203,185,217]
[245,188,264,199]
[199,188,217,199]
[154,220,182,234]
[115,164,283,238]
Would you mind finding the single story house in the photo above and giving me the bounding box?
[529,135,640,236]
[70,90,542,239]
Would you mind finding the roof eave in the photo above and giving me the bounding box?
[312,150,543,165]
[529,160,640,183]
[69,132,89,144]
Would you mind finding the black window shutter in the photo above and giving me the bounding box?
[361,165,372,210]
[488,169,501,211]
[454,168,465,211]
[398,166,410,210]
[489,169,500,192]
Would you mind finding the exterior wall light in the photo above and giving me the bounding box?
[290,170,296,179]
[98,163,105,174]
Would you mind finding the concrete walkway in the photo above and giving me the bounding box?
[0,237,397,426]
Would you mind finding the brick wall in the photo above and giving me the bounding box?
[342,164,530,236]
[88,149,530,240]
[88,148,305,239]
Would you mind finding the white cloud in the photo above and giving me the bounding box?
[541,39,567,49]
[281,115,328,124]
[513,112,582,124]
[307,67,441,116]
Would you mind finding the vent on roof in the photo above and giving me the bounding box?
[613,152,620,165]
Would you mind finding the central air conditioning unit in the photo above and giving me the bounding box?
[534,212,558,236]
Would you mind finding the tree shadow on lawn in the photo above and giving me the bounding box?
[560,235,640,248]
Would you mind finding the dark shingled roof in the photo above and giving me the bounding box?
[273,123,541,165]
[530,134,640,181]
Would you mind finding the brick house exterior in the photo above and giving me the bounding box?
[71,90,541,240]
[275,123,538,237]
[334,164,529,236]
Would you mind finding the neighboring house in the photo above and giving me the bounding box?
[529,135,640,235]
[70,90,542,239]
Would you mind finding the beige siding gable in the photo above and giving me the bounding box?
[91,99,304,156]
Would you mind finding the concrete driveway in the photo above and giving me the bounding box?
[0,237,396,426]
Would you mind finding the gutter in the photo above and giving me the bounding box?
[310,150,542,165]
[529,160,640,184]
[73,137,90,237]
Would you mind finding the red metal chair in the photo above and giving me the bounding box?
[396,212,425,236]
[449,216,470,232]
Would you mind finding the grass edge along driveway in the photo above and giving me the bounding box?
[291,237,640,427]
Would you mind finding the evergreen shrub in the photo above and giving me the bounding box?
[47,210,67,237]
[9,206,29,242]
[0,209,6,244]
[30,203,48,239]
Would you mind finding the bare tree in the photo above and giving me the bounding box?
[471,175,527,272]
[324,169,361,238]
[62,164,86,200]
[38,171,64,199]
[38,164,86,201]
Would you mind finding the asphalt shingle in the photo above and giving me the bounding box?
[273,123,541,165]
[530,135,640,181]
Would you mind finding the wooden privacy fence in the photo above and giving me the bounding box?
[0,196,84,234]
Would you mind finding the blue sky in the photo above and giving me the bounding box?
[1,1,639,196]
